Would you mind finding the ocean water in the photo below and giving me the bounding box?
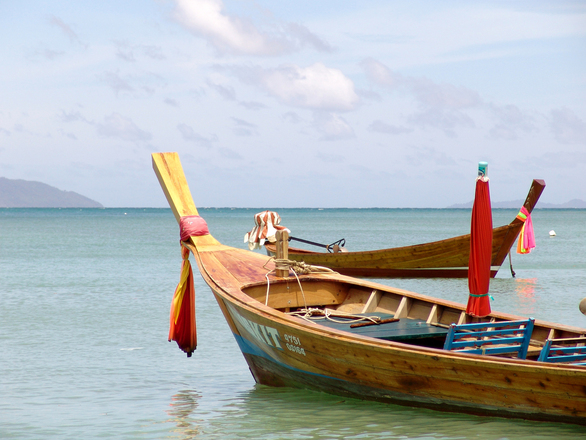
[1,207,585,439]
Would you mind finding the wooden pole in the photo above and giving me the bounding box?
[275,230,289,277]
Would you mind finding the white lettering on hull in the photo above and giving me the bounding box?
[226,304,306,356]
[228,304,283,350]
[284,334,306,356]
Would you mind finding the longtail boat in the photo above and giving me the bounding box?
[153,152,586,425]
[263,179,545,278]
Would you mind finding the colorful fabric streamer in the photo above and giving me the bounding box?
[167,215,210,357]
[516,206,536,254]
[168,245,197,356]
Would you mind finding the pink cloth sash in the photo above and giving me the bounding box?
[516,207,535,254]
[180,215,209,242]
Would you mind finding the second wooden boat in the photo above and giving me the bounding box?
[264,179,545,278]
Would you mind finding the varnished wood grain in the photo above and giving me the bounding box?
[152,152,198,221]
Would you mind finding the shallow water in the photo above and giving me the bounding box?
[1,208,585,439]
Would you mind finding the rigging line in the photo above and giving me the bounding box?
[263,257,308,310]
[263,257,376,324]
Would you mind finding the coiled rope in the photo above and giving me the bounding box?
[262,258,379,325]
[262,257,333,307]
[288,307,382,325]
[271,258,335,275]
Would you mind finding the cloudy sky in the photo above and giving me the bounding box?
[1,1,585,208]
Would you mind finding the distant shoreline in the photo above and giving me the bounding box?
[2,177,583,209]
[2,206,585,210]
[0,177,103,208]
[448,199,586,209]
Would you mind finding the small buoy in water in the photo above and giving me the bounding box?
[580,298,586,316]
[549,230,556,236]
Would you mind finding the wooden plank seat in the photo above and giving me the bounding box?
[537,337,586,365]
[313,313,449,342]
[443,318,535,359]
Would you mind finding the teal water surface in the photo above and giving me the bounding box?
[1,208,585,439]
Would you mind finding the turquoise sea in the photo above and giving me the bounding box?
[1,207,585,439]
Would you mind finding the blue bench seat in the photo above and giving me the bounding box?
[537,337,586,365]
[443,318,535,359]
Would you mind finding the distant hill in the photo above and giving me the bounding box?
[0,177,103,208]
[448,199,586,209]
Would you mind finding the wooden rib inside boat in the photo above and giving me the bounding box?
[153,152,586,426]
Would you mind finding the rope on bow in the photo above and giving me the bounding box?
[287,307,382,325]
[261,258,336,307]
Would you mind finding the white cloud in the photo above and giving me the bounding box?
[282,111,303,124]
[48,15,86,47]
[285,22,334,53]
[313,112,355,141]
[174,0,279,55]
[96,113,151,142]
[177,123,218,147]
[487,104,537,141]
[549,107,586,144]
[58,110,89,123]
[114,41,167,62]
[239,100,266,110]
[231,117,257,136]
[512,150,586,171]
[164,98,179,107]
[3,1,584,207]
[98,71,134,95]
[173,0,331,55]
[369,120,412,135]
[361,58,401,87]
[218,147,243,159]
[207,80,237,101]
[362,58,481,134]
[114,40,136,62]
[361,57,552,141]
[251,63,359,111]
[406,78,481,111]
[33,47,65,61]
[407,108,476,137]
[315,151,344,163]
[405,146,458,167]
[362,58,481,111]
[349,4,586,69]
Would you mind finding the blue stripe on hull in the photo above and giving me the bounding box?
[232,333,339,383]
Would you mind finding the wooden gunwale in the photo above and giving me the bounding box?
[152,153,585,425]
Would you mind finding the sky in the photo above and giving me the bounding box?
[1,1,585,208]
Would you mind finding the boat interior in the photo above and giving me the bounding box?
[242,277,586,365]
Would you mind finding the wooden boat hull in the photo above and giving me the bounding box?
[198,262,586,425]
[153,153,585,425]
[266,179,545,278]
